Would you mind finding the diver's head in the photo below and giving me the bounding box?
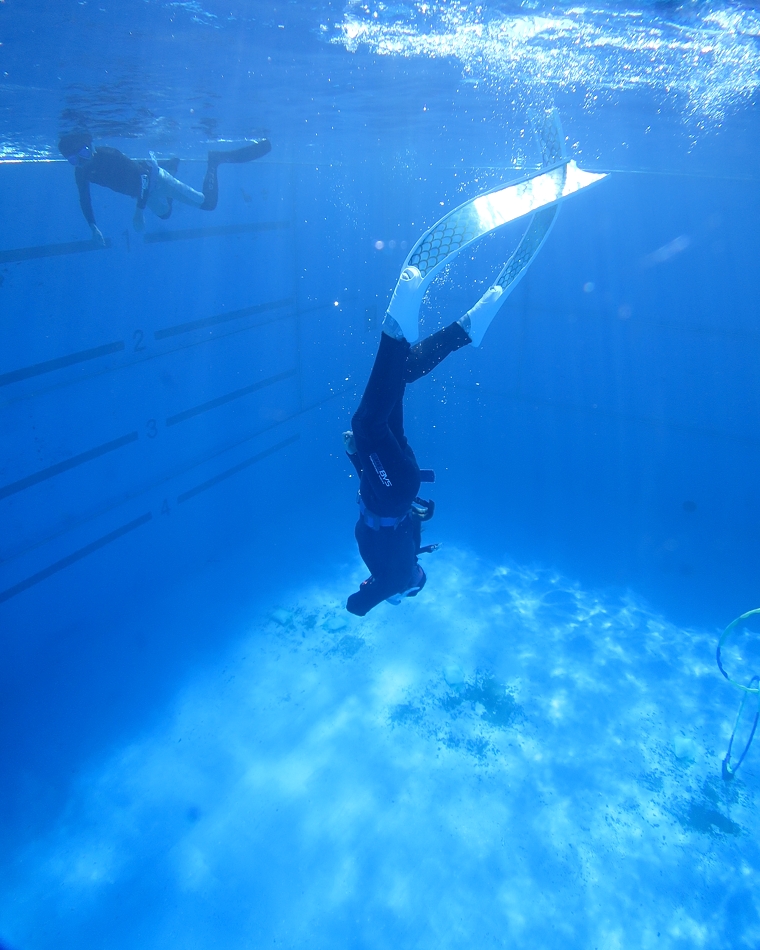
[59,132,93,166]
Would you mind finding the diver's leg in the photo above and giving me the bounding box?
[145,169,173,217]
[208,139,271,166]
[200,138,271,212]
[146,192,172,219]
[140,168,171,218]
[158,157,180,176]
[352,333,409,445]
[404,320,471,384]
[352,334,420,512]
[142,166,202,223]
[381,321,466,474]
[402,285,507,380]
[388,397,408,452]
[158,167,205,207]
[459,286,506,348]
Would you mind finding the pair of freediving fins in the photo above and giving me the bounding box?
[392,109,608,342]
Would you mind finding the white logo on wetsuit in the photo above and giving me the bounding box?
[370,452,392,487]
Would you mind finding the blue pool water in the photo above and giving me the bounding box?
[2,1,760,947]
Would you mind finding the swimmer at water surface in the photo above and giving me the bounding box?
[58,132,271,246]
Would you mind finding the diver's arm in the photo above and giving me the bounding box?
[75,166,96,227]
[75,166,106,245]
[347,452,362,477]
[343,430,362,476]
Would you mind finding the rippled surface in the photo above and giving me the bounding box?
[333,1,760,120]
[0,1,759,159]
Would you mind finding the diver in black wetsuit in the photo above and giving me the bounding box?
[345,267,505,616]
[58,132,271,246]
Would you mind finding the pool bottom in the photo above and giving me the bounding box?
[1,547,757,950]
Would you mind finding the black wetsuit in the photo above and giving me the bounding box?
[346,320,470,616]
[74,147,150,226]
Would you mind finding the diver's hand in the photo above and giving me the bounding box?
[343,430,357,455]
[90,224,106,247]
[386,265,424,343]
[463,284,505,348]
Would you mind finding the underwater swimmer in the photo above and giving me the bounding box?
[58,132,271,245]
[344,267,505,616]
[344,108,607,616]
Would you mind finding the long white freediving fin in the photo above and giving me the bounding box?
[487,109,566,299]
[387,108,608,341]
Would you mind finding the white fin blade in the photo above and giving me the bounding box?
[530,106,567,165]
[494,205,560,295]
